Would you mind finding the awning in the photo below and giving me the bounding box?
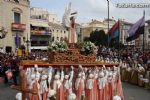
[31,21,49,28]
[30,46,48,50]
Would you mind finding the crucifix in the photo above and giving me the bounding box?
[11,67,37,100]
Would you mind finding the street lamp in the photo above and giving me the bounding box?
[107,0,110,47]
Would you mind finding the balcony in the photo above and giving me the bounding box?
[31,30,51,35]
[12,23,26,31]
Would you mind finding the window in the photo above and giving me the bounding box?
[149,29,150,34]
[31,41,38,46]
[57,30,59,32]
[52,37,54,41]
[60,37,63,41]
[57,37,59,40]
[14,12,20,23]
[149,35,150,38]
[39,41,48,46]
[64,31,66,34]
[39,15,42,19]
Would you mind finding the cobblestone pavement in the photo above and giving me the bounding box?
[0,82,150,100]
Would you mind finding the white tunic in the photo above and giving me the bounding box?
[53,80,62,90]
[35,72,40,81]
[86,79,94,89]
[98,77,106,89]
[75,78,81,90]
[48,67,53,85]
[64,71,74,91]
[40,80,48,94]
[75,72,85,90]
[53,71,64,90]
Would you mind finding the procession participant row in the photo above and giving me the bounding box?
[15,65,123,100]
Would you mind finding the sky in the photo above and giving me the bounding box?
[30,0,150,24]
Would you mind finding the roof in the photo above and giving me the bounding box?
[48,22,66,30]
[104,18,116,22]
[89,20,103,25]
[120,20,133,25]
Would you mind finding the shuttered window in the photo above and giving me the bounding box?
[14,12,20,23]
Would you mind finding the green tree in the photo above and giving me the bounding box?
[89,30,108,46]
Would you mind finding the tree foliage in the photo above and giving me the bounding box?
[89,30,108,46]
[88,29,124,48]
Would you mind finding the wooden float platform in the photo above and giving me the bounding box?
[20,60,118,68]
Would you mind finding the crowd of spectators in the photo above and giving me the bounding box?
[98,45,150,88]
[0,46,149,87]
[0,51,48,85]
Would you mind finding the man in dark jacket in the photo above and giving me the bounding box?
[3,62,9,84]
[10,58,19,85]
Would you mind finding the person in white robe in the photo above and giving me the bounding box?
[33,64,40,82]
[48,66,53,90]
[64,66,74,99]
[25,68,32,85]
[40,75,48,100]
[29,74,41,100]
[85,73,94,100]
[53,68,64,100]
[98,69,106,100]
[75,72,85,100]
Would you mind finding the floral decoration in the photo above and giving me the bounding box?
[81,41,96,55]
[48,41,68,52]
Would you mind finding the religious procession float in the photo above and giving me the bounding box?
[12,3,123,100]
[11,40,123,100]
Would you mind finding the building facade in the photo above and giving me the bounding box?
[81,19,116,42]
[48,22,68,42]
[145,20,150,49]
[120,20,135,45]
[0,0,30,53]
[103,18,116,33]
[30,7,51,50]
[76,23,82,42]
[81,19,136,46]
[30,7,68,51]
[133,20,150,50]
[81,19,105,41]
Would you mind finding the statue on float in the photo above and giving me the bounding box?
[62,2,77,47]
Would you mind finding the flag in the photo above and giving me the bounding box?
[108,21,120,42]
[15,32,20,48]
[126,16,145,42]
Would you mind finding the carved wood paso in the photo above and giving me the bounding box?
[48,49,97,64]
